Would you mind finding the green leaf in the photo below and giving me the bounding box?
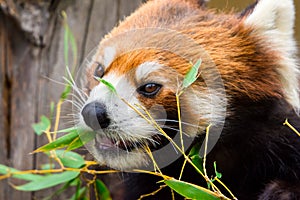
[54,150,85,169]
[70,177,81,187]
[66,137,84,151]
[62,11,70,68]
[214,161,222,179]
[70,187,87,200]
[62,11,78,74]
[164,179,220,200]
[50,101,55,120]
[0,164,43,181]
[182,59,202,89]
[41,180,74,200]
[14,171,80,191]
[33,130,79,153]
[60,84,72,100]
[34,129,96,153]
[95,179,112,200]
[32,115,51,135]
[67,131,96,151]
[69,26,78,74]
[40,163,56,170]
[54,127,77,134]
[189,143,204,174]
[95,77,117,94]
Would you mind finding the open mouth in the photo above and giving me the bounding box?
[94,136,144,151]
[94,133,172,152]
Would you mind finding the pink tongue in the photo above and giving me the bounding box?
[97,138,115,150]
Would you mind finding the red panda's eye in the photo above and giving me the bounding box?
[137,83,162,97]
[94,62,105,79]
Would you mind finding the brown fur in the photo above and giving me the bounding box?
[92,0,284,104]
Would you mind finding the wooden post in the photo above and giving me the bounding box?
[0,0,142,199]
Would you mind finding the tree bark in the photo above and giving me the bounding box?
[0,0,142,199]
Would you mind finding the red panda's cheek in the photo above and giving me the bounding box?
[137,90,177,114]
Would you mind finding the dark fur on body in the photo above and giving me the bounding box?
[109,98,300,200]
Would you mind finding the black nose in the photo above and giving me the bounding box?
[81,102,110,130]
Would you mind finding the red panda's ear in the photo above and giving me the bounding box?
[243,0,295,38]
[243,0,300,112]
[143,0,208,8]
[194,0,209,7]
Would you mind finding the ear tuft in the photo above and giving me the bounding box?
[244,0,300,112]
[244,0,295,37]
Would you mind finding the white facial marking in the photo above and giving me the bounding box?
[79,73,161,169]
[135,61,163,82]
[244,0,300,112]
[103,46,116,67]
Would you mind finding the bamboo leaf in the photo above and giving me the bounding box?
[182,59,202,89]
[55,150,85,169]
[164,179,220,200]
[60,84,72,100]
[70,187,87,200]
[69,26,78,73]
[95,179,112,200]
[62,11,69,67]
[54,127,77,134]
[67,131,96,151]
[33,130,79,153]
[214,161,222,179]
[14,171,79,191]
[50,101,55,119]
[32,115,51,135]
[0,164,43,181]
[95,77,117,94]
[40,163,56,170]
[41,180,74,200]
[189,143,204,174]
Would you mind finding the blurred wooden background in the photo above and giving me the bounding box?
[0,0,299,199]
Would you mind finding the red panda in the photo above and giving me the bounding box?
[77,0,300,199]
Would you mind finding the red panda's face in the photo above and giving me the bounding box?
[75,0,299,170]
[77,29,227,169]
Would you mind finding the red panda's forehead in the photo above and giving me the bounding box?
[103,48,191,78]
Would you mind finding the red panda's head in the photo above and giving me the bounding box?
[76,0,299,170]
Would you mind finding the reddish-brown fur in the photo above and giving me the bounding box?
[91,0,283,104]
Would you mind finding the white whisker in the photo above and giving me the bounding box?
[62,77,87,103]
[64,99,83,110]
[155,119,200,128]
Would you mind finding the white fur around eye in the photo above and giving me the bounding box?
[103,46,116,67]
[135,61,163,82]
